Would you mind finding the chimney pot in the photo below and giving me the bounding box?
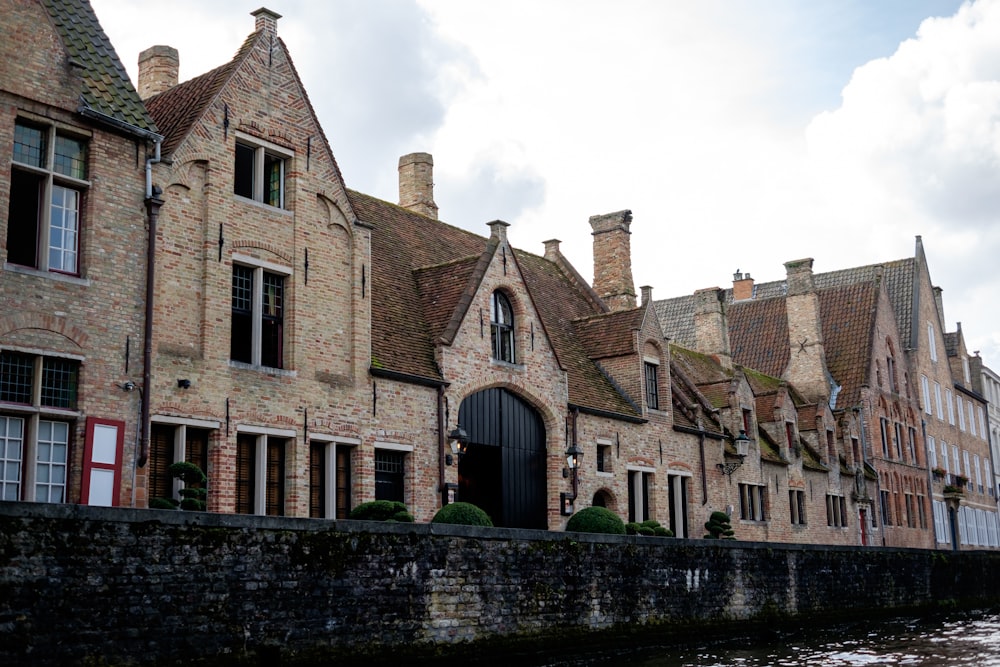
[488,220,509,243]
[732,270,755,301]
[137,45,179,100]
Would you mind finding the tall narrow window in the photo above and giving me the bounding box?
[666,474,688,538]
[265,439,285,516]
[375,449,405,503]
[628,469,654,523]
[928,323,937,362]
[739,483,767,521]
[0,351,78,503]
[921,375,931,414]
[490,291,515,363]
[789,489,806,525]
[644,361,659,410]
[7,120,87,275]
[235,434,256,515]
[231,263,287,369]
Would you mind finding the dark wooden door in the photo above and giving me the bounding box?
[458,388,546,529]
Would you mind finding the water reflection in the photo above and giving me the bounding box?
[537,612,1000,666]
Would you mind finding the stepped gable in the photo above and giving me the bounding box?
[41,0,158,132]
[353,189,640,418]
[728,296,789,378]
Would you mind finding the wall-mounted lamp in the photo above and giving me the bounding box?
[446,425,469,466]
[563,442,583,478]
[177,379,192,389]
[119,381,137,392]
[717,429,751,476]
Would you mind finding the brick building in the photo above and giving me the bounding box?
[656,237,999,549]
[0,0,160,507]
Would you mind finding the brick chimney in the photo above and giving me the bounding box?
[732,270,755,301]
[694,287,732,370]
[783,258,833,404]
[488,220,509,244]
[252,7,281,36]
[137,45,178,99]
[590,210,636,311]
[543,239,561,261]
[398,153,438,219]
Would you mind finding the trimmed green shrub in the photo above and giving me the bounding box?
[704,510,735,539]
[626,519,674,537]
[566,506,626,535]
[431,502,493,526]
[150,461,207,511]
[348,500,414,522]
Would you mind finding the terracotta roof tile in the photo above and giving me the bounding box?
[573,309,643,360]
[728,297,789,378]
[818,282,877,409]
[42,0,157,133]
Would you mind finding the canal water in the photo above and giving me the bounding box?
[530,610,1000,666]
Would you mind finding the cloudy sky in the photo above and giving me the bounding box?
[91,0,1000,366]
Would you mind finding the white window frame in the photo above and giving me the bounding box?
[921,375,931,415]
[946,389,955,425]
[968,402,976,436]
[150,416,220,500]
[233,132,291,209]
[957,395,966,431]
[7,118,90,275]
[230,254,292,371]
[927,435,937,469]
[928,323,937,362]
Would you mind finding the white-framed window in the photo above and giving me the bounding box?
[826,494,848,527]
[739,483,767,521]
[0,350,80,502]
[231,256,290,369]
[979,407,987,441]
[952,444,960,476]
[928,323,937,362]
[927,435,937,469]
[7,119,88,275]
[968,402,976,436]
[644,358,660,411]
[921,375,931,415]
[233,133,290,208]
[963,449,971,479]
[235,425,294,515]
[490,290,515,364]
[933,500,948,543]
[958,396,966,431]
[946,389,955,425]
[974,455,982,492]
[934,382,944,420]
[941,440,950,474]
[628,467,655,523]
[963,356,971,384]
[148,417,216,507]
[308,435,359,519]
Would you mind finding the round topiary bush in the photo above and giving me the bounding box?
[348,500,414,522]
[566,506,626,535]
[704,510,735,539]
[431,502,493,526]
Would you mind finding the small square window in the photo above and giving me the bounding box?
[234,139,287,208]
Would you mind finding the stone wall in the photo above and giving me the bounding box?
[2,503,998,666]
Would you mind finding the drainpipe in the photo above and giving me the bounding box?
[138,140,163,468]
[438,386,446,506]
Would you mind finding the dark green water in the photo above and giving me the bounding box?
[532,611,1000,666]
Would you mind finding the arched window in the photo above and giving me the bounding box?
[490,290,515,363]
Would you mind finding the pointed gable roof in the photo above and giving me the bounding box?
[352,189,641,419]
[41,0,158,133]
[728,297,789,378]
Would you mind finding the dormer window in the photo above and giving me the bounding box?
[490,291,515,363]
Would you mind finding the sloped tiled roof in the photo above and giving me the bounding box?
[350,190,640,419]
[818,282,877,409]
[41,0,157,133]
[574,308,642,360]
[728,297,789,378]
[655,295,697,349]
[145,34,256,156]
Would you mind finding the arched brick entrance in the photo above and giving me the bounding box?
[457,388,547,529]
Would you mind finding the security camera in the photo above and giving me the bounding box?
[121,381,136,392]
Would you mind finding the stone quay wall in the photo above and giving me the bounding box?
[1,503,998,665]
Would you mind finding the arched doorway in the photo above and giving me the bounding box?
[457,388,547,529]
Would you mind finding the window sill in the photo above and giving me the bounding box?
[596,471,614,478]
[228,360,297,378]
[233,194,292,215]
[490,359,525,372]
[3,263,90,286]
